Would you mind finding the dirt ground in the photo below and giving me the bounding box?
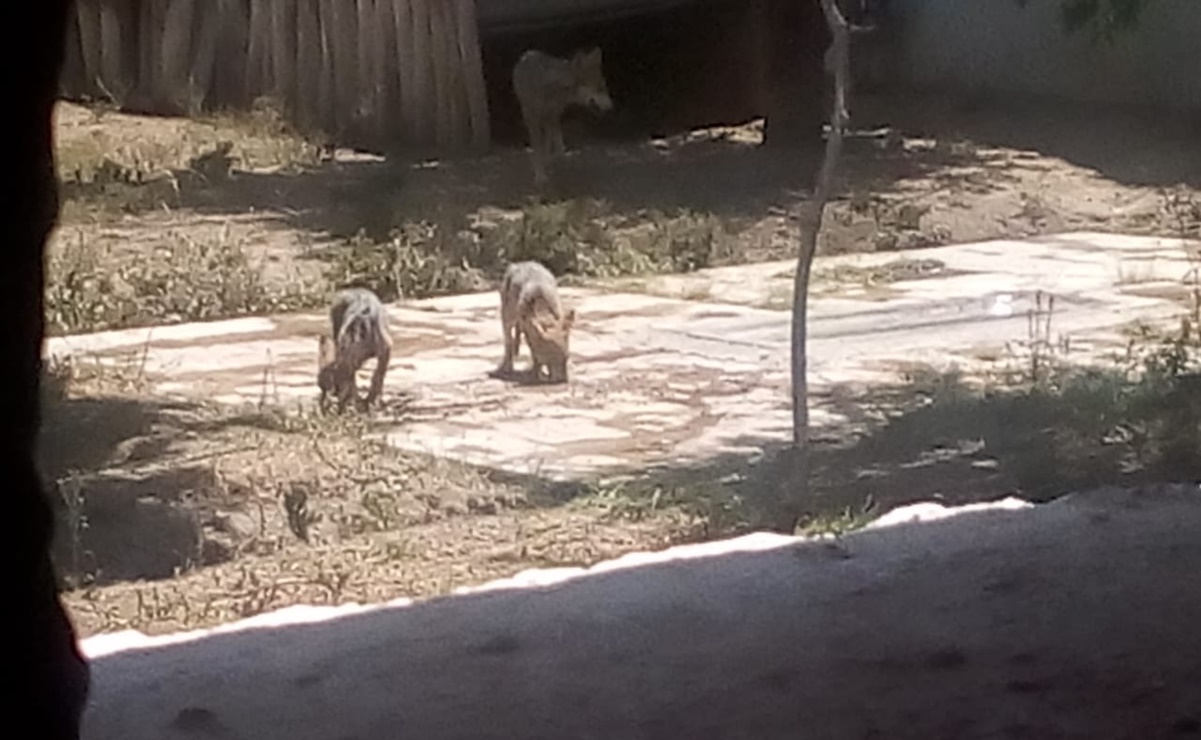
[51,90,1200,311]
[79,484,1201,740]
[47,89,1200,639]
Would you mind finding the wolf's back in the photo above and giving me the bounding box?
[332,289,384,353]
[503,261,563,319]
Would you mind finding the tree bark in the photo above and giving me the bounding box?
[782,0,850,530]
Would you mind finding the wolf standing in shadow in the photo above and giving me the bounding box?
[317,287,393,413]
[512,47,614,187]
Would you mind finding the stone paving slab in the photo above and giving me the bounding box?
[46,232,1198,481]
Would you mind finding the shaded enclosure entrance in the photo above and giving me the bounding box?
[479,0,779,147]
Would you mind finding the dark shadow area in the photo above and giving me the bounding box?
[58,115,1013,251]
[56,0,778,242]
[41,385,525,593]
[38,395,177,482]
[81,488,1201,739]
[57,68,1198,324]
[545,127,1036,219]
[858,87,1201,189]
[49,349,1200,592]
[516,365,1201,534]
[65,79,1183,263]
[49,467,215,587]
[477,0,766,147]
[485,367,572,387]
[39,393,241,588]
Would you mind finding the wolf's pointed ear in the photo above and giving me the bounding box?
[532,318,553,340]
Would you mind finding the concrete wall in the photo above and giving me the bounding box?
[893,0,1201,111]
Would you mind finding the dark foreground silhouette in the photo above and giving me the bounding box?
[12,2,91,739]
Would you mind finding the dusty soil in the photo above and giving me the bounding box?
[51,90,1200,306]
[48,90,1200,639]
[52,359,1199,640]
[49,396,712,638]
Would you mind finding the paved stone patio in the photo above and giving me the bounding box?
[46,231,1198,480]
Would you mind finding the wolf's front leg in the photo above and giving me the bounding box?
[365,345,391,408]
[531,119,555,186]
[530,149,549,187]
[497,309,519,375]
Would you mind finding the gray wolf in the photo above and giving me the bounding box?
[317,287,393,413]
[494,261,576,384]
[512,47,613,187]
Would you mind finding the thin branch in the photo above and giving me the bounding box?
[811,0,851,218]
[791,0,851,450]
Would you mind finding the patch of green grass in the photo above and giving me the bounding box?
[323,199,745,301]
[45,227,326,336]
[483,200,737,279]
[868,326,1201,499]
[320,223,489,302]
[570,476,755,536]
[795,498,879,538]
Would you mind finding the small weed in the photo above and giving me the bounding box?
[1015,189,1053,227]
[578,480,667,522]
[493,199,617,276]
[1158,186,1201,326]
[642,208,737,273]
[574,476,752,535]
[323,223,487,302]
[988,290,1072,388]
[1160,185,1201,240]
[901,365,977,405]
[41,349,151,401]
[796,498,878,538]
[55,473,91,589]
[486,199,730,279]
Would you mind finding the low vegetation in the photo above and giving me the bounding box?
[43,98,1201,637]
[46,226,327,336]
[45,266,1200,636]
[51,98,751,334]
[322,201,741,303]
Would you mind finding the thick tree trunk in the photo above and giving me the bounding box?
[762,0,828,149]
